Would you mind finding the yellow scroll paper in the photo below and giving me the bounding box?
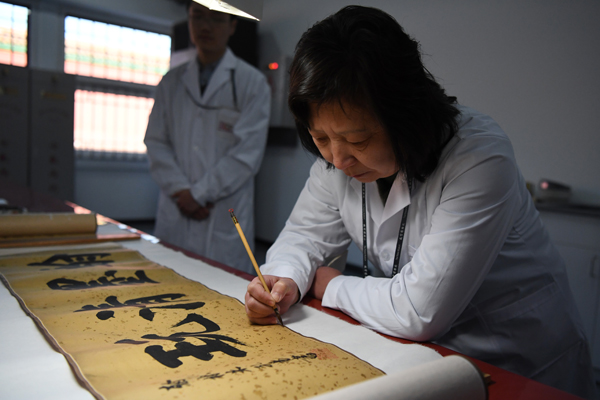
[0,213,97,237]
[0,214,140,248]
[0,245,383,400]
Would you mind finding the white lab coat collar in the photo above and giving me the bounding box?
[383,175,411,222]
[181,59,201,104]
[180,48,238,105]
[439,105,474,160]
[349,175,411,227]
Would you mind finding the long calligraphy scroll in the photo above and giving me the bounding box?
[0,245,383,399]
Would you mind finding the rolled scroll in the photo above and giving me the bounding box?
[0,213,97,237]
[309,355,488,400]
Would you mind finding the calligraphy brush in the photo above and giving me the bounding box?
[229,209,284,326]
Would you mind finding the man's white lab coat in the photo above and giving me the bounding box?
[261,105,595,398]
[145,48,270,274]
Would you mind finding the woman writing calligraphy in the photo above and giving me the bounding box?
[245,6,595,398]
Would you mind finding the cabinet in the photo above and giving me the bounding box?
[538,208,600,380]
[0,65,29,186]
[29,69,75,201]
[0,66,74,201]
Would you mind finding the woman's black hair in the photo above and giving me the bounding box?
[288,6,459,181]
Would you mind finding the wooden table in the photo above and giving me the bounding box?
[0,177,582,399]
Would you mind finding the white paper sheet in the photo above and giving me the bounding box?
[310,355,487,400]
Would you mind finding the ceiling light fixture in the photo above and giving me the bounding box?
[192,0,262,21]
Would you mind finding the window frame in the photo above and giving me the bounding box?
[0,1,30,67]
[63,12,172,160]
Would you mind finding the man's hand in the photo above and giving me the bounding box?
[191,202,214,220]
[245,276,299,325]
[309,266,342,300]
[172,189,213,220]
[172,189,200,216]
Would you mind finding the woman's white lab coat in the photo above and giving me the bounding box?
[261,105,596,398]
[145,49,270,275]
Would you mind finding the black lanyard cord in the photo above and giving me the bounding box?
[230,69,238,111]
[362,178,413,278]
[187,68,238,111]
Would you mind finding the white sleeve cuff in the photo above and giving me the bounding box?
[322,275,353,309]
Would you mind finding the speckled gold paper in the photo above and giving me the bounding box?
[0,246,383,400]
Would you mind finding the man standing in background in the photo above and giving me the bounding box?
[144,1,270,274]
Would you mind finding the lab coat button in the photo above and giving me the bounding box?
[381,252,390,261]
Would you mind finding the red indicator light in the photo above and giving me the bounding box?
[268,62,279,70]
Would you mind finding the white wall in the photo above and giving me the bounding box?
[256,0,600,202]
[74,160,159,220]
[254,0,600,264]
[20,0,600,233]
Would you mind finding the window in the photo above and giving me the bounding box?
[64,17,171,85]
[65,16,171,159]
[0,2,28,67]
[74,91,154,156]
